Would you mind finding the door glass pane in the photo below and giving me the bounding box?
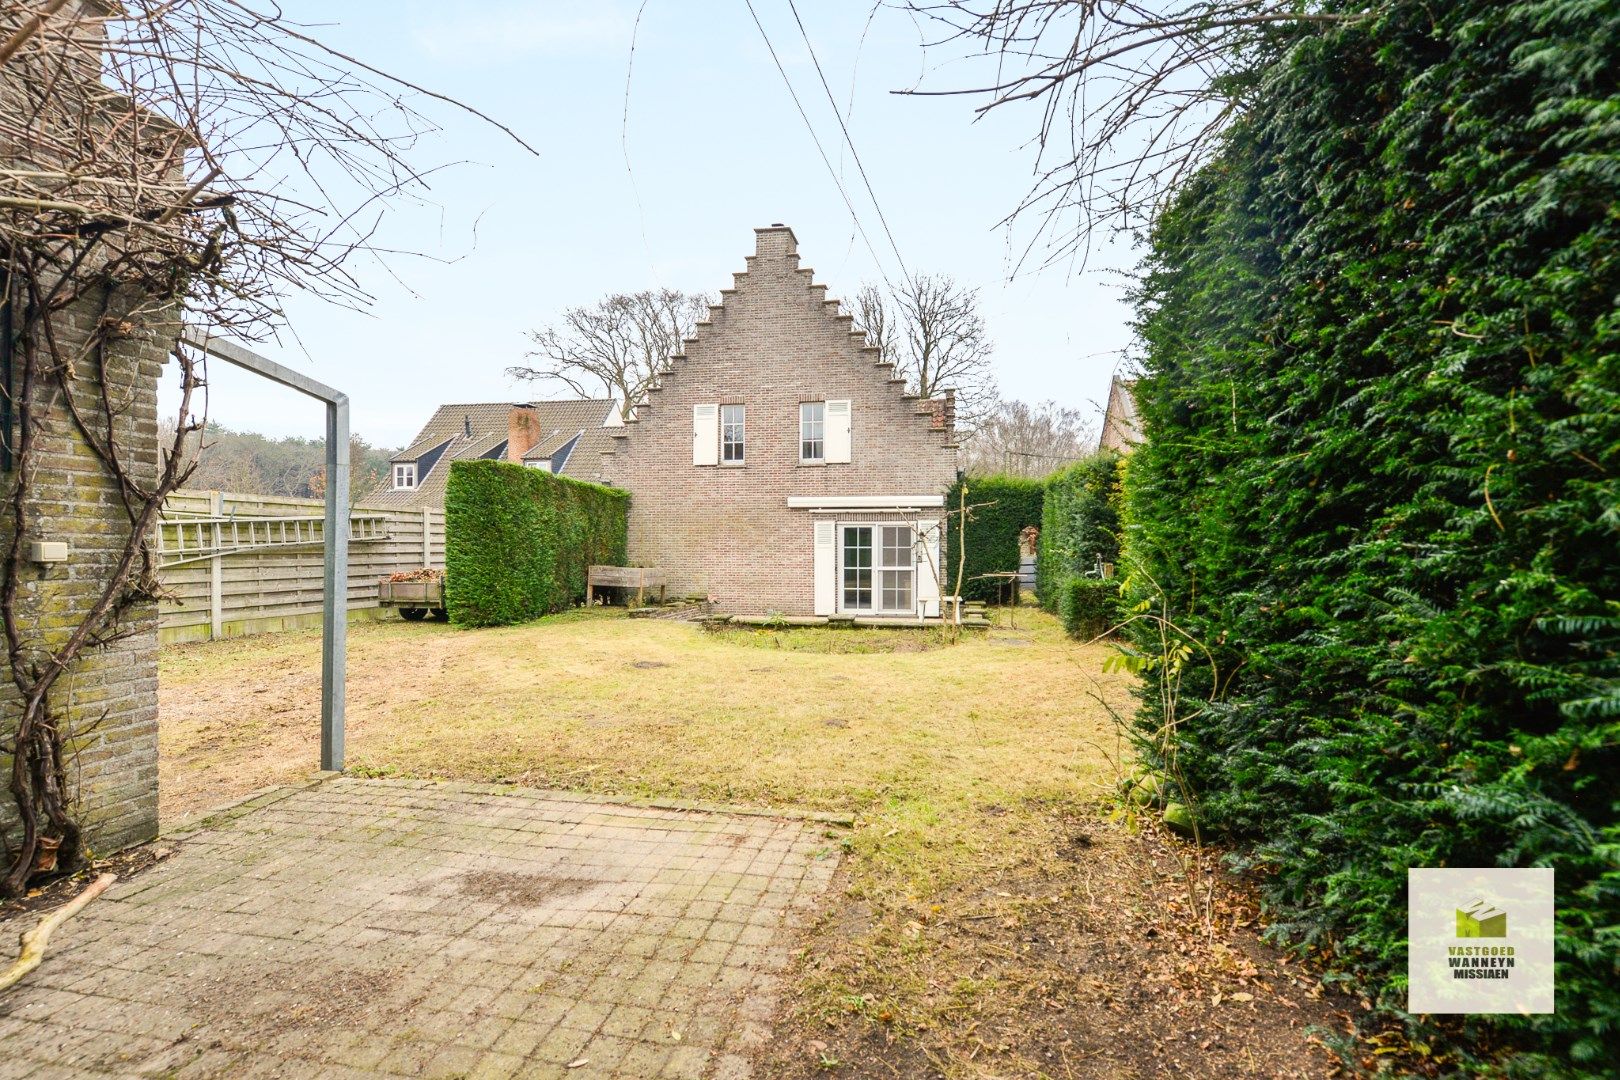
[881,569,912,611]
[842,526,872,610]
[880,526,913,568]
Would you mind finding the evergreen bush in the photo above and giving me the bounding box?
[1057,577,1120,640]
[1120,1,1620,1070]
[1037,453,1123,611]
[444,460,628,627]
[942,474,1045,603]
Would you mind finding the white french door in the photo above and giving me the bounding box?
[840,524,914,614]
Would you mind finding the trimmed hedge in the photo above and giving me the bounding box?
[444,460,628,627]
[1121,1,1620,1070]
[1037,453,1123,612]
[1057,578,1119,641]
[942,474,1044,603]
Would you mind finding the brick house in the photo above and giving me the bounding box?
[1099,375,1142,452]
[600,226,960,617]
[373,398,619,510]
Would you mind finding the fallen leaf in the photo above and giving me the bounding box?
[1229,992,1254,1002]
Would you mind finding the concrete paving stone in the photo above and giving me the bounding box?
[0,780,840,1079]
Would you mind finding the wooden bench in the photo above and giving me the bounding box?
[587,565,667,607]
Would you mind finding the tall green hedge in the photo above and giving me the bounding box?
[1036,452,1123,611]
[444,460,628,627]
[942,474,1044,603]
[1121,1,1619,1071]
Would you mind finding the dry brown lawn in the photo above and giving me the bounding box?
[159,608,1345,1079]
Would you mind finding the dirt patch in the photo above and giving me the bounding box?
[766,814,1353,1079]
[447,870,599,908]
[190,964,411,1046]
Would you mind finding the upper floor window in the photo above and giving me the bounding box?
[800,402,825,462]
[393,462,417,490]
[721,404,746,463]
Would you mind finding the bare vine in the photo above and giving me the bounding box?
[0,0,528,895]
[897,1,1372,268]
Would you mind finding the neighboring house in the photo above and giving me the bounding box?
[1099,375,1143,452]
[372,398,619,509]
[599,225,960,617]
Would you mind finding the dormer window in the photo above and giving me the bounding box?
[393,462,417,490]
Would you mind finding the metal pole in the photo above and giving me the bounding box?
[321,395,349,771]
[182,329,351,774]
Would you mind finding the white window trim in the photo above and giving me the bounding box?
[393,462,417,490]
[799,401,825,463]
[721,403,746,464]
[788,495,945,509]
[836,520,920,616]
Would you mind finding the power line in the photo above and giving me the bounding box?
[782,0,911,283]
[740,0,897,289]
[622,0,662,287]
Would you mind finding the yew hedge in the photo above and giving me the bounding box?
[943,474,1045,603]
[1121,1,1618,1072]
[444,460,628,627]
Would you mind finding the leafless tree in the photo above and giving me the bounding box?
[0,0,526,895]
[963,398,1095,477]
[509,290,711,420]
[854,274,997,428]
[899,1,1367,267]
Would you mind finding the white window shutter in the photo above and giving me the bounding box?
[813,520,836,615]
[916,520,942,617]
[825,399,852,463]
[693,403,719,466]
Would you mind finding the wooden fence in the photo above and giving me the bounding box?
[156,490,444,644]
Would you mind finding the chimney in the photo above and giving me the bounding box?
[753,223,798,262]
[506,404,543,463]
[926,389,956,434]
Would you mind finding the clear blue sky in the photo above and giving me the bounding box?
[172,1,1137,448]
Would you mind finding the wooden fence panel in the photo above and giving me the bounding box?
[157,490,444,643]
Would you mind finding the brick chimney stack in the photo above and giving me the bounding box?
[506,404,542,463]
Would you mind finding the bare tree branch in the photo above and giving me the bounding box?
[962,398,1095,477]
[508,289,711,420]
[896,1,1372,267]
[854,274,997,428]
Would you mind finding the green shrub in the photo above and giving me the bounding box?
[1037,453,1123,612]
[1057,577,1119,640]
[1120,1,1620,1069]
[941,474,1044,603]
[444,460,628,627]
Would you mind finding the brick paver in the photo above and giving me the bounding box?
[0,778,841,1079]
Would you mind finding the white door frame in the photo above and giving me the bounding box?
[836,521,919,616]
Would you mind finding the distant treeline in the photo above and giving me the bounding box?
[165,421,396,501]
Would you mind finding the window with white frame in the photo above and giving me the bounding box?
[392,462,417,490]
[840,523,915,613]
[880,525,915,611]
[721,404,746,463]
[800,401,825,462]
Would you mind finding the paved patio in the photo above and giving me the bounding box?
[0,778,842,1079]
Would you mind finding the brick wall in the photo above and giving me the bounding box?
[0,289,172,856]
[0,2,179,856]
[602,226,959,614]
